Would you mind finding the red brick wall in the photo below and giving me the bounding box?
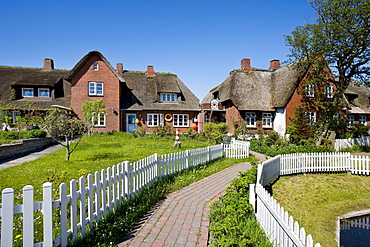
[285,88,303,127]
[70,54,121,132]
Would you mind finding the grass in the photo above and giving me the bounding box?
[272,173,370,247]
[0,132,209,203]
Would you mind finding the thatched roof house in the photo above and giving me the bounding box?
[121,72,200,111]
[202,61,305,111]
[345,80,370,114]
[0,62,70,109]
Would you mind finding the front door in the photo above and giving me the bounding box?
[126,114,137,133]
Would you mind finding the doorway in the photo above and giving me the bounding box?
[126,114,137,133]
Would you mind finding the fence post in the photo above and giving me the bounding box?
[2,188,14,247]
[59,183,68,247]
[23,185,34,247]
[249,184,256,211]
[43,182,53,247]
[124,161,130,198]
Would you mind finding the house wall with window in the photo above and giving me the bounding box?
[68,52,122,132]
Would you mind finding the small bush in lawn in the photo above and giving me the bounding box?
[203,123,229,144]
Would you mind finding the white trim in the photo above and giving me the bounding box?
[38,88,50,97]
[22,88,34,97]
[173,114,189,127]
[245,112,256,127]
[88,82,104,96]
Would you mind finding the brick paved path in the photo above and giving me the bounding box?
[117,152,265,247]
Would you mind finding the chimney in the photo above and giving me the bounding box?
[241,58,251,71]
[269,59,280,70]
[145,65,155,76]
[42,58,54,70]
[116,63,123,74]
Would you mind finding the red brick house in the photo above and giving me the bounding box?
[65,51,200,133]
[201,58,369,136]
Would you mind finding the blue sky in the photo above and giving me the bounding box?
[0,0,316,100]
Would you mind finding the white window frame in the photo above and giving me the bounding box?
[305,112,316,126]
[306,84,315,97]
[147,113,164,127]
[324,85,333,98]
[22,88,34,97]
[92,112,106,127]
[262,113,273,128]
[245,112,256,127]
[93,62,99,71]
[160,93,177,103]
[88,82,104,96]
[359,115,367,126]
[38,88,50,97]
[347,115,355,128]
[173,114,189,127]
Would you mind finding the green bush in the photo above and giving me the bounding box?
[203,123,229,144]
[209,165,272,246]
[151,125,173,137]
[250,139,324,156]
[24,129,47,139]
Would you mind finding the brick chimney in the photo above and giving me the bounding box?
[42,58,54,71]
[145,65,155,76]
[241,58,251,71]
[269,59,280,70]
[116,63,123,74]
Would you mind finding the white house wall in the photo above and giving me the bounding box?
[274,108,286,136]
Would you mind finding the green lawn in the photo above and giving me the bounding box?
[272,173,370,247]
[0,132,209,203]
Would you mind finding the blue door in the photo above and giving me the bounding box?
[126,114,137,133]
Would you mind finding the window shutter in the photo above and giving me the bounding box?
[160,114,164,126]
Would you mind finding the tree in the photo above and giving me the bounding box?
[44,107,87,161]
[285,0,370,144]
[81,99,106,135]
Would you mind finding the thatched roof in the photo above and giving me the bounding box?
[202,62,305,111]
[0,66,70,108]
[345,80,370,114]
[121,72,200,111]
[65,51,124,82]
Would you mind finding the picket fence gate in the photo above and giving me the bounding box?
[252,152,370,247]
[0,142,249,247]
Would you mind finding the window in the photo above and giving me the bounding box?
[88,82,103,96]
[147,113,164,127]
[324,85,333,98]
[347,115,354,128]
[93,113,106,127]
[93,62,99,71]
[306,84,315,97]
[262,113,273,128]
[173,114,189,127]
[160,93,177,103]
[305,112,316,126]
[38,88,50,97]
[22,88,34,97]
[245,112,256,127]
[360,115,367,126]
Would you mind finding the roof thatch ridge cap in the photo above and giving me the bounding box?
[65,51,125,82]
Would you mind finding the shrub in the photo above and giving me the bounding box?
[203,123,229,144]
[25,129,47,139]
[151,125,173,137]
[182,128,198,139]
[209,165,272,246]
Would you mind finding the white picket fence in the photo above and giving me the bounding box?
[252,152,370,247]
[335,136,370,151]
[0,141,250,247]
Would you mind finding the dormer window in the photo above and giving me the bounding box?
[38,88,50,97]
[22,88,34,97]
[93,62,99,71]
[160,93,177,103]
